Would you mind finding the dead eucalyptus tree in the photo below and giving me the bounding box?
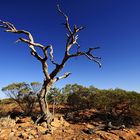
[0,5,101,124]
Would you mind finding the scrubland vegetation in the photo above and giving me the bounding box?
[0,83,140,140]
[1,83,140,127]
[49,84,140,126]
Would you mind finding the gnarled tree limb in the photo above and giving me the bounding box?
[54,72,71,82]
[57,5,84,55]
[0,20,51,80]
[49,5,101,79]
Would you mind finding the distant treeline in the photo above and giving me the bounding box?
[49,84,140,124]
[1,83,140,125]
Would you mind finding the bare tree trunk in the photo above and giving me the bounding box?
[36,80,54,125]
[39,87,50,115]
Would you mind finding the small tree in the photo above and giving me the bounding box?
[48,87,62,105]
[66,84,94,109]
[0,5,101,124]
[2,82,41,115]
[47,87,62,116]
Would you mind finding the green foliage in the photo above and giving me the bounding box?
[47,87,62,105]
[2,82,42,115]
[91,89,140,125]
[62,84,140,125]
[31,82,42,93]
[62,84,86,94]
[1,82,140,125]
[67,84,95,109]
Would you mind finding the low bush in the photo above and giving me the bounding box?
[64,84,140,125]
[2,82,42,115]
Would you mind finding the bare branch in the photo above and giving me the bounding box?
[69,47,101,68]
[42,45,59,66]
[49,5,101,80]
[0,20,37,53]
[86,47,101,59]
[57,5,84,55]
[17,38,44,49]
[54,72,71,82]
[57,5,72,34]
[17,36,59,67]
[84,53,101,67]
[0,20,52,80]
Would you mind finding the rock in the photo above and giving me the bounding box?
[83,123,95,134]
[28,135,34,139]
[91,122,101,126]
[17,122,32,127]
[51,116,70,128]
[16,117,32,123]
[0,116,16,127]
[41,122,48,127]
[51,118,61,128]
[59,116,70,127]
[11,128,16,132]
[9,132,15,138]
[109,129,140,140]
[0,128,11,139]
[96,131,119,140]
[39,134,53,140]
[24,128,31,132]
[107,122,125,130]
[19,132,28,139]
[30,129,37,136]
[83,128,95,134]
[86,123,94,129]
[51,126,57,131]
[65,129,74,134]
[36,126,47,134]
[63,120,70,127]
[65,112,74,120]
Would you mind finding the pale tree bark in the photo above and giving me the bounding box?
[0,5,101,125]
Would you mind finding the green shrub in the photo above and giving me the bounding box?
[64,84,140,125]
[2,82,42,115]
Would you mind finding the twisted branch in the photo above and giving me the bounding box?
[57,5,84,55]
[0,20,59,66]
[54,72,71,82]
[69,47,101,67]
[49,5,101,79]
[47,45,59,66]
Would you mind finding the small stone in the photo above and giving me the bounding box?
[28,135,34,139]
[9,132,15,138]
[11,128,16,132]
[83,128,95,134]
[41,122,47,127]
[86,124,94,129]
[65,129,74,134]
[30,129,37,135]
[37,126,47,134]
[51,118,61,127]
[63,121,70,127]
[59,116,64,122]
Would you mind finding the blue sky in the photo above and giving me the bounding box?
[0,0,140,98]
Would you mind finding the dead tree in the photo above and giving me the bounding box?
[0,5,101,125]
